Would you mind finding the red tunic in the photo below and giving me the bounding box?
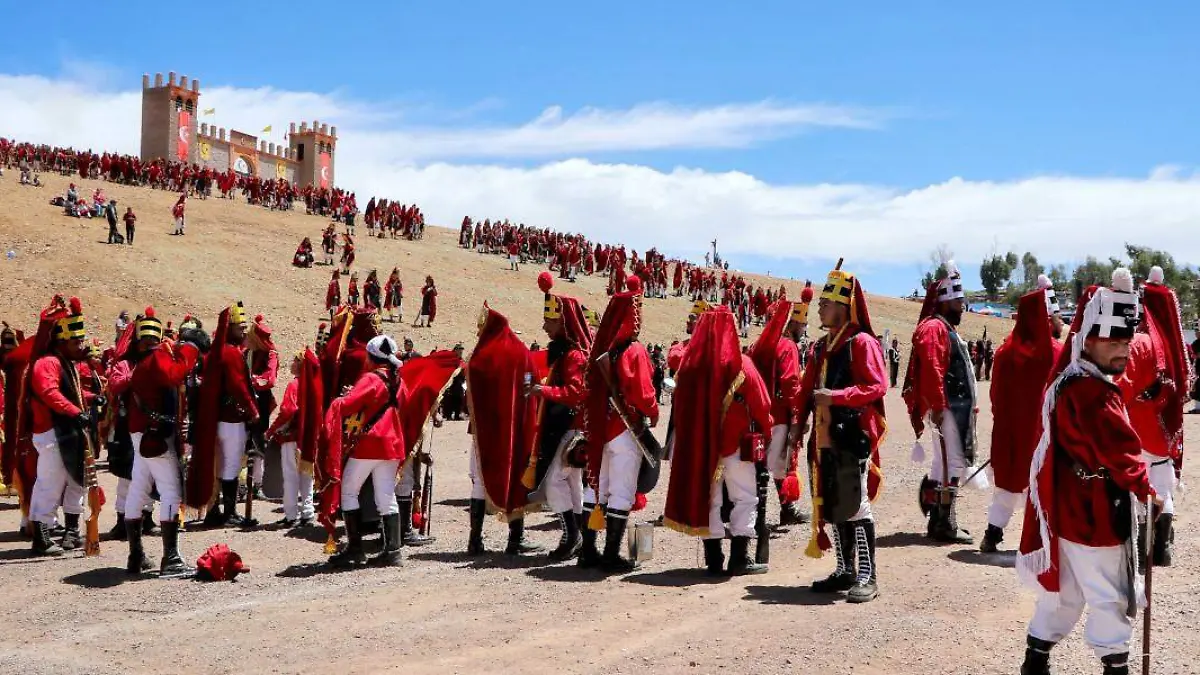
[720,355,774,457]
[326,279,341,310]
[603,342,659,444]
[267,379,299,444]
[903,316,953,433]
[110,343,199,434]
[540,348,588,430]
[796,331,888,446]
[769,338,801,426]
[1116,332,1171,458]
[667,340,688,373]
[326,367,407,461]
[30,356,85,434]
[215,345,257,424]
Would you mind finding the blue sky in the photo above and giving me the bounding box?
[2,2,1199,295]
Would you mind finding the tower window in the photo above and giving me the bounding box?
[175,97,183,111]
[296,143,305,161]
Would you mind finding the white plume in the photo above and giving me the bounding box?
[1148,265,1165,284]
[1111,267,1134,293]
[1037,274,1052,290]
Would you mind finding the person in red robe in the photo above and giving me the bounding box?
[795,265,887,603]
[347,272,360,308]
[465,306,542,555]
[383,268,403,323]
[171,193,186,235]
[579,276,659,574]
[325,270,341,320]
[414,276,438,328]
[324,335,409,568]
[981,276,1064,553]
[665,306,773,575]
[1115,265,1190,566]
[266,350,321,527]
[751,283,814,527]
[1018,268,1159,675]
[395,349,462,546]
[247,314,279,497]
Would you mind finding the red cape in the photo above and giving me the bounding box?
[1142,283,1191,467]
[467,308,539,518]
[750,298,793,401]
[296,348,324,472]
[664,307,744,535]
[399,350,463,455]
[583,290,641,488]
[185,307,230,511]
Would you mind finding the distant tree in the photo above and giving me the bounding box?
[920,245,953,290]
[979,252,1017,298]
[1124,244,1199,321]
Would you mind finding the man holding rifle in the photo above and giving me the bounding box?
[579,276,659,574]
[664,305,772,576]
[1017,269,1159,675]
[797,263,887,603]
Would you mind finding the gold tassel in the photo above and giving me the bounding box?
[324,534,338,555]
[805,533,823,559]
[588,504,605,530]
[520,455,537,490]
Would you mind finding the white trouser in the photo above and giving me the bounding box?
[124,433,182,522]
[930,413,968,484]
[706,454,757,539]
[467,439,487,500]
[1028,540,1132,659]
[280,441,314,521]
[394,456,416,498]
[30,431,85,524]
[987,487,1024,529]
[174,216,184,233]
[115,477,130,513]
[341,458,399,515]
[1142,453,1177,515]
[582,430,642,512]
[848,466,873,522]
[766,424,789,480]
[545,431,584,514]
[217,422,247,481]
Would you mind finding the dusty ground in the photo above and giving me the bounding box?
[0,172,1193,675]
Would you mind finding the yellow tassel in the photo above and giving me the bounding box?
[324,534,338,555]
[805,536,823,559]
[588,505,605,530]
[520,460,536,490]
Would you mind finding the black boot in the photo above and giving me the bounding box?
[980,524,1004,553]
[1020,635,1054,675]
[158,520,194,578]
[548,511,582,562]
[1152,513,1173,567]
[506,517,545,555]
[328,509,367,568]
[221,480,246,527]
[31,522,64,556]
[926,503,940,538]
[141,515,158,535]
[108,513,127,541]
[847,520,878,603]
[726,536,768,576]
[369,514,403,567]
[203,501,225,527]
[600,510,638,574]
[931,489,973,544]
[60,513,82,551]
[775,480,810,526]
[812,523,856,592]
[1100,652,1129,675]
[125,518,153,574]
[577,505,602,569]
[703,538,727,576]
[399,497,433,547]
[466,498,487,556]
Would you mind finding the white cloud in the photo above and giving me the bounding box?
[3,70,1200,281]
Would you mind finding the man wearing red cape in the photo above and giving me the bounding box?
[112,308,203,577]
[903,260,978,544]
[266,349,323,528]
[1116,265,1191,567]
[393,349,462,547]
[579,276,659,574]
[188,302,259,527]
[323,335,409,568]
[247,314,279,499]
[981,275,1064,554]
[796,264,887,604]
[525,273,592,561]
[23,297,95,556]
[667,300,706,376]
[1017,268,1158,675]
[665,306,772,575]
[465,306,543,556]
[750,283,813,527]
[1,322,28,528]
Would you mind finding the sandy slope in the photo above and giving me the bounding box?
[0,171,1193,675]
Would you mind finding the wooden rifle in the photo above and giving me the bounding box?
[83,370,104,556]
[593,353,659,468]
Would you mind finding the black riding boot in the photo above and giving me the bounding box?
[577,504,602,568]
[1100,652,1129,675]
[846,520,878,603]
[159,520,194,577]
[466,498,487,556]
[31,522,64,556]
[1152,513,1173,567]
[600,510,638,574]
[125,518,153,574]
[328,509,367,568]
[220,480,246,527]
[980,524,1004,553]
[108,513,127,541]
[775,479,810,525]
[141,515,157,535]
[548,511,582,562]
[1020,635,1054,675]
[60,513,82,551]
[931,488,973,544]
[703,538,726,576]
[812,522,856,592]
[506,517,545,555]
[399,497,433,547]
[369,514,403,567]
[726,536,768,576]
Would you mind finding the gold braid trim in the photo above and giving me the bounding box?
[664,517,710,538]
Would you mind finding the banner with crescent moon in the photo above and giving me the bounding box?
[177,111,191,161]
[319,152,331,189]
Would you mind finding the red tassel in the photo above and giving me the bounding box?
[255,314,264,323]
[144,306,156,318]
[412,511,425,529]
[800,281,814,303]
[537,271,554,293]
[631,493,647,512]
[780,474,801,503]
[97,486,107,507]
[68,296,82,315]
[817,527,832,551]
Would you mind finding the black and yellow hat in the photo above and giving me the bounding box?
[820,266,855,307]
[690,300,710,316]
[136,306,164,341]
[53,297,87,342]
[538,272,562,320]
[229,301,249,328]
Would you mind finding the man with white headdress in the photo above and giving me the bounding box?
[1017,268,1160,675]
[903,261,979,544]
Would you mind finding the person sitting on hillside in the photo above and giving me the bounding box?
[64,183,80,216]
[293,238,314,268]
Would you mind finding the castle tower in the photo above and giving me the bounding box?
[140,71,200,163]
[288,120,337,189]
